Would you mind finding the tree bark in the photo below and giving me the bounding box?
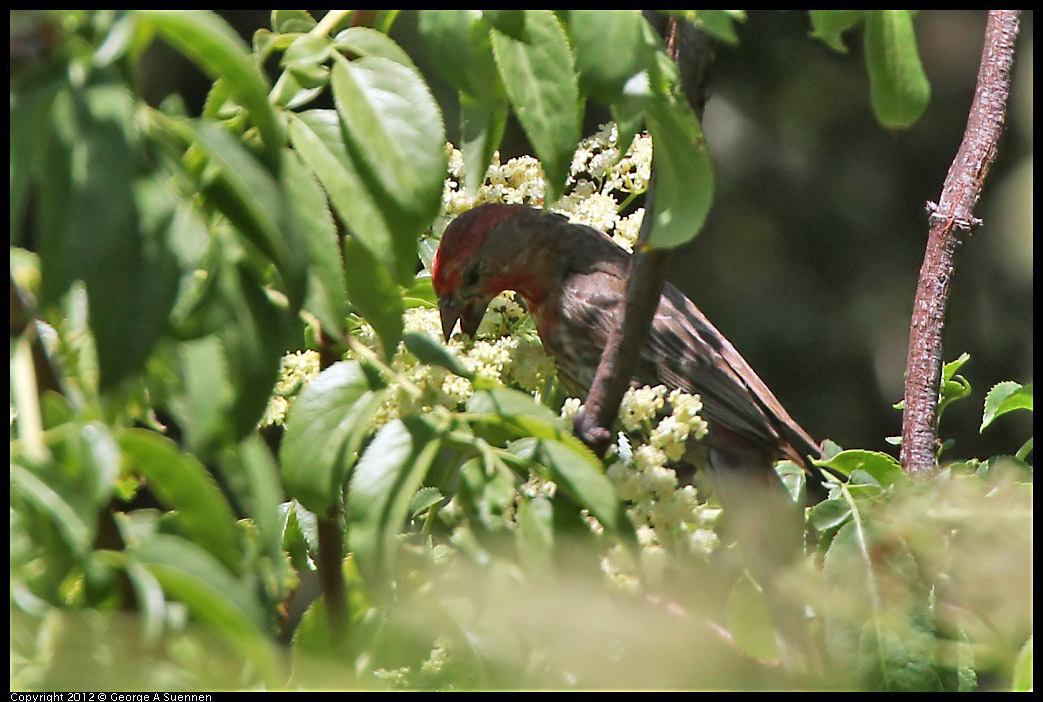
[900,10,1021,478]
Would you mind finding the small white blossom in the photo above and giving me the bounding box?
[619,385,667,431]
[559,397,583,424]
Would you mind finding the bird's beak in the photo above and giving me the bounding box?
[439,294,487,342]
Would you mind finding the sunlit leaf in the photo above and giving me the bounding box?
[981,381,1032,433]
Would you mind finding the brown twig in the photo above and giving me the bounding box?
[574,17,714,455]
[900,10,1021,478]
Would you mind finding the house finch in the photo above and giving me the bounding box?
[432,203,824,578]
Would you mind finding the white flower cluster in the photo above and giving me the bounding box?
[441,122,652,252]
[554,122,652,252]
[351,296,558,432]
[260,350,322,427]
[556,384,720,585]
[442,146,546,216]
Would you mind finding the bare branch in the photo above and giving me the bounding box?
[900,10,1021,478]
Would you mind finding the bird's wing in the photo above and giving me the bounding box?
[651,284,820,460]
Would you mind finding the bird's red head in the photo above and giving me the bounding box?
[431,204,524,341]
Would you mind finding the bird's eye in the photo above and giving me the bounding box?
[461,264,480,289]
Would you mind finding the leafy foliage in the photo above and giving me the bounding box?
[10,9,1029,693]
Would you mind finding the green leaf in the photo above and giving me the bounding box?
[981,381,1032,432]
[484,10,526,39]
[809,10,866,53]
[516,495,555,573]
[181,121,307,309]
[218,262,294,440]
[567,10,650,105]
[133,535,278,676]
[289,110,401,288]
[38,81,179,389]
[11,463,93,556]
[330,54,447,285]
[689,10,745,46]
[403,332,474,381]
[725,570,780,660]
[814,449,909,488]
[513,437,633,542]
[282,148,348,337]
[281,361,385,516]
[346,416,443,589]
[408,486,444,519]
[467,386,559,425]
[271,9,316,34]
[644,95,714,249]
[809,498,852,532]
[490,10,580,203]
[119,429,242,573]
[1012,635,1033,692]
[166,335,232,455]
[459,92,508,197]
[864,10,930,128]
[136,10,283,157]
[941,352,971,383]
[86,176,180,390]
[343,236,404,361]
[333,26,419,72]
[218,435,286,570]
[416,11,503,102]
[10,80,61,245]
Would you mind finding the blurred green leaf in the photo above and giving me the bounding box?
[218,435,286,572]
[281,361,385,516]
[119,429,242,573]
[459,92,508,198]
[181,121,307,309]
[133,535,279,677]
[1012,635,1033,692]
[346,416,443,590]
[417,11,502,102]
[330,54,447,285]
[567,10,650,105]
[484,9,526,39]
[271,9,316,34]
[981,381,1032,433]
[136,10,283,156]
[490,10,580,203]
[515,495,555,573]
[809,10,866,53]
[864,10,930,128]
[408,486,444,519]
[343,236,404,361]
[166,335,232,454]
[689,10,745,46]
[218,262,294,440]
[404,332,474,381]
[809,498,852,532]
[725,570,779,660]
[11,463,93,556]
[282,148,348,337]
